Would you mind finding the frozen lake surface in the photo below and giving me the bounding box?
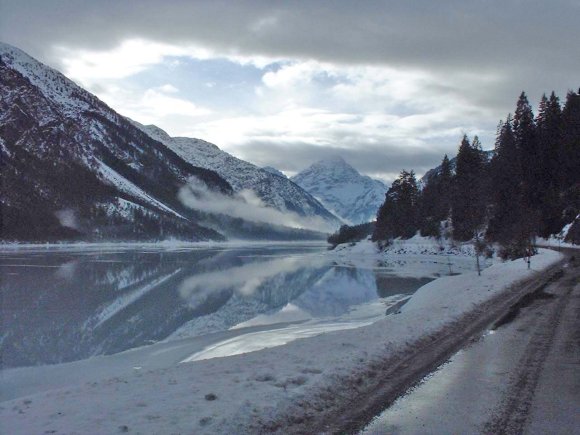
[1,243,477,370]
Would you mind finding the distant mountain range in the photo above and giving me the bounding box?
[133,122,339,228]
[0,42,339,242]
[291,156,387,225]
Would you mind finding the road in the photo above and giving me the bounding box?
[360,251,580,434]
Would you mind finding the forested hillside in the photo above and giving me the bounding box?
[371,90,580,256]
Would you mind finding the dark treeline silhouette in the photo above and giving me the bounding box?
[327,221,375,247]
[369,89,580,257]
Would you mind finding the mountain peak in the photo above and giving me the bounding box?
[291,157,386,225]
[0,42,27,58]
[303,156,361,179]
[313,155,349,168]
[322,155,347,164]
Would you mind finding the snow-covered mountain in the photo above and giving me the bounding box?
[262,166,287,178]
[133,123,340,229]
[0,42,235,242]
[291,156,387,225]
[0,42,336,241]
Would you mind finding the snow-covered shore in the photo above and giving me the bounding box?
[331,235,480,257]
[0,245,564,434]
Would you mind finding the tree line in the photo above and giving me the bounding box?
[370,89,580,257]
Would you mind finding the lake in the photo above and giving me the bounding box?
[0,243,478,369]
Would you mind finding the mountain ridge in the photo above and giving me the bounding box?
[132,122,341,230]
[0,42,333,241]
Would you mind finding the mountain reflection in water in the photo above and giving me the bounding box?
[0,244,476,368]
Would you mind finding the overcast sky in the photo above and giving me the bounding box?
[1,0,579,181]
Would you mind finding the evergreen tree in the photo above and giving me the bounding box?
[513,91,540,210]
[488,115,526,244]
[536,91,564,236]
[562,89,580,188]
[436,153,453,219]
[452,135,486,241]
[560,89,580,232]
[536,92,563,187]
[419,154,452,237]
[536,93,549,128]
[372,89,577,255]
[373,170,420,242]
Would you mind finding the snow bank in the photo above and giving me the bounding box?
[332,235,478,257]
[328,237,484,275]
[0,249,563,434]
[537,236,579,250]
[537,217,580,249]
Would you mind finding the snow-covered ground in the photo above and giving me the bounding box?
[537,217,579,249]
[331,235,479,257]
[0,241,563,434]
[537,238,580,250]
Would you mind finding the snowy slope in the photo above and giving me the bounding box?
[133,122,341,228]
[291,156,387,225]
[262,166,287,178]
[0,42,334,241]
[1,42,232,242]
[0,42,107,119]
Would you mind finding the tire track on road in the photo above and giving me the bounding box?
[483,265,578,435]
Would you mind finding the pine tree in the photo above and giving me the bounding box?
[373,89,577,252]
[488,115,526,244]
[373,170,420,242]
[437,154,453,218]
[452,135,486,241]
[536,91,564,236]
[536,94,548,128]
[513,91,540,210]
[562,90,580,188]
[419,154,453,237]
[536,92,563,187]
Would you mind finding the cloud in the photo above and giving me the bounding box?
[235,141,447,182]
[89,81,212,126]
[140,87,211,118]
[156,84,179,93]
[178,177,335,232]
[54,40,184,84]
[176,60,493,180]
[2,1,578,78]
[1,0,577,180]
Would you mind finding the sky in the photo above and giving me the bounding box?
[1,0,579,182]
